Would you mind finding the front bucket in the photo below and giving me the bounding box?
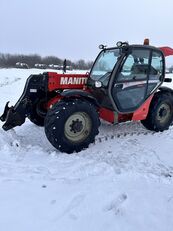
[0,102,25,131]
[0,101,10,122]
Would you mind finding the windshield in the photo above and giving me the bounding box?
[90,48,121,86]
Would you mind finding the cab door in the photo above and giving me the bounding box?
[110,48,163,113]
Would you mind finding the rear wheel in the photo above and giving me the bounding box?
[141,92,173,132]
[44,99,100,153]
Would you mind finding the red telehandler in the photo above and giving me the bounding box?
[1,40,173,153]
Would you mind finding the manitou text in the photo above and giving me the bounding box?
[60,77,88,85]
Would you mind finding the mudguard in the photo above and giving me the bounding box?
[60,89,100,106]
[158,86,173,94]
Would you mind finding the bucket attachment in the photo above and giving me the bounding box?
[0,73,48,131]
[0,101,26,131]
[0,101,10,122]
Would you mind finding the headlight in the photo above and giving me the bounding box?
[95,81,102,88]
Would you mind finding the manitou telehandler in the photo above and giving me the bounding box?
[1,39,173,153]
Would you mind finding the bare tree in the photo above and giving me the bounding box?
[0,53,93,70]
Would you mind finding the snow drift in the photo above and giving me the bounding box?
[0,68,173,231]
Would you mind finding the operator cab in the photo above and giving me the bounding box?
[88,41,165,113]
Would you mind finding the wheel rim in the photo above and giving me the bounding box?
[64,112,92,143]
[156,103,171,124]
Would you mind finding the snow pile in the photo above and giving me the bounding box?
[0,69,173,231]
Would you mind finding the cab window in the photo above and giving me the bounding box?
[149,51,163,80]
[117,49,150,82]
[147,51,164,95]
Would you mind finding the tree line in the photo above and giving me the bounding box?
[0,53,93,70]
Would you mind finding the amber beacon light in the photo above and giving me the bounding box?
[144,38,150,45]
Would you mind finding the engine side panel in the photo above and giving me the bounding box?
[48,72,89,91]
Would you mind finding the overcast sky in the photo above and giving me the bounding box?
[0,0,173,62]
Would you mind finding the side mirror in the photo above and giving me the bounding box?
[164,78,172,83]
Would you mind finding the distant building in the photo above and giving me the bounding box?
[166,68,170,74]
[48,64,55,69]
[34,64,47,69]
[60,65,73,71]
[168,66,173,73]
[53,64,61,70]
[66,65,73,71]
[16,62,29,69]
[48,64,61,70]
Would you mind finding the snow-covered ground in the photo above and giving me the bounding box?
[0,68,173,231]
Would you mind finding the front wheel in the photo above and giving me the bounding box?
[44,99,100,153]
[141,92,173,132]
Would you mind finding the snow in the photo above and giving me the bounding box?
[0,68,173,231]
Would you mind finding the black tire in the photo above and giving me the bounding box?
[44,99,100,154]
[141,92,173,132]
[28,99,46,126]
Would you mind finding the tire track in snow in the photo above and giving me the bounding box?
[0,77,21,87]
[104,193,128,215]
[0,120,173,182]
